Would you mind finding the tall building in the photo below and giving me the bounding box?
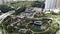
[56,0,60,9]
[0,0,14,4]
[0,0,4,4]
[45,0,57,9]
[7,0,13,2]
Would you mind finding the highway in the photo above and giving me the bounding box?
[0,10,15,23]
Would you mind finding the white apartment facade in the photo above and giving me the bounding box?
[0,0,5,4]
[0,0,14,4]
[56,0,60,9]
[45,0,57,9]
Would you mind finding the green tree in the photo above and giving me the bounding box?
[31,1,45,9]
[7,25,16,33]
[15,6,26,15]
[0,5,14,13]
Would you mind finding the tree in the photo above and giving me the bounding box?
[7,25,16,33]
[31,1,45,9]
[15,6,26,15]
[0,5,15,13]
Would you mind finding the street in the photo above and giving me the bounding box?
[0,10,15,23]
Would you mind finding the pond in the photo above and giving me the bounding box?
[31,24,41,29]
[58,26,60,29]
[28,23,48,32]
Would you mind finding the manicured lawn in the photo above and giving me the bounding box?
[46,14,60,22]
[34,28,56,34]
[9,30,32,34]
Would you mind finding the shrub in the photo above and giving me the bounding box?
[0,5,14,13]
[15,6,26,15]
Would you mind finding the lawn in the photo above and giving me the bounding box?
[34,28,56,34]
[46,13,60,22]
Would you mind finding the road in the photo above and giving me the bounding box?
[0,10,15,34]
[0,10,15,23]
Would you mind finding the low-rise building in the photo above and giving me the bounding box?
[33,7,42,13]
[20,12,34,18]
[19,29,27,33]
[34,21,42,25]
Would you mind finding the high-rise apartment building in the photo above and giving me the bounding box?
[0,0,5,4]
[0,0,14,4]
[45,0,57,9]
[6,0,13,2]
[56,0,60,9]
